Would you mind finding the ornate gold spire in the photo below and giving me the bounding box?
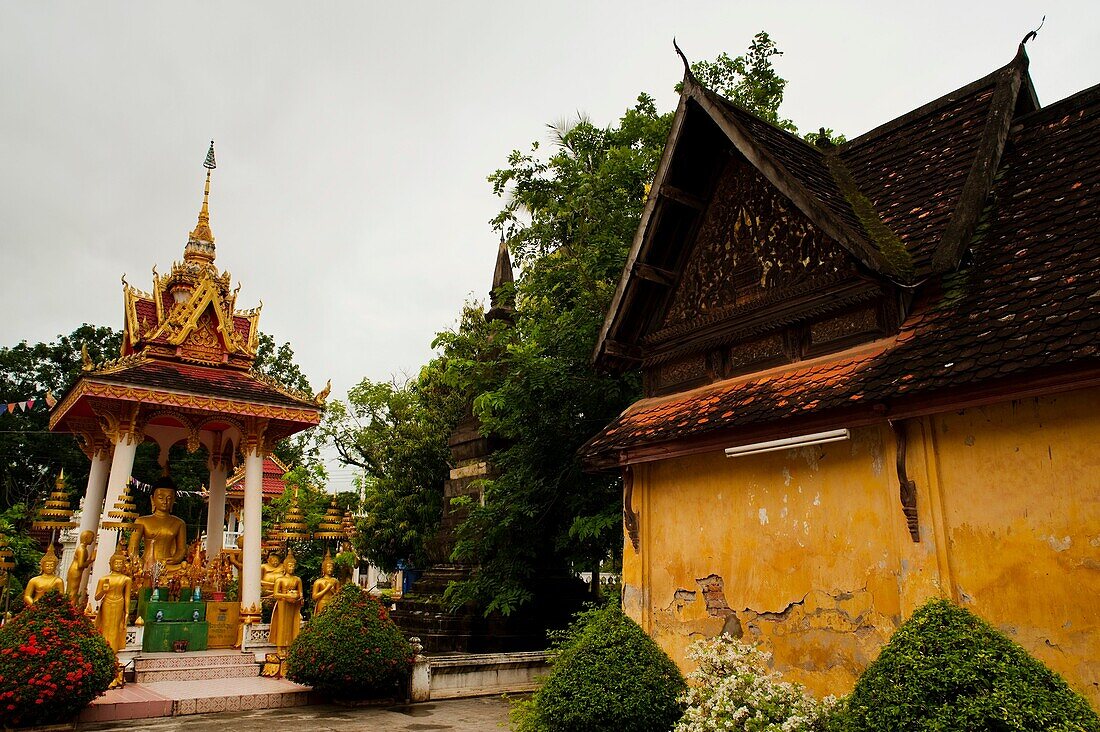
[185,141,217,264]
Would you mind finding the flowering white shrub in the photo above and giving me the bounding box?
[674,635,835,732]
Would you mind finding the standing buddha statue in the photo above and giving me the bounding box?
[94,549,133,652]
[66,530,96,607]
[269,549,303,654]
[311,552,340,616]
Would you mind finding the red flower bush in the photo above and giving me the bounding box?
[286,585,412,699]
[0,591,115,727]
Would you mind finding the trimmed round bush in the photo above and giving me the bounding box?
[514,602,685,732]
[286,585,413,699]
[0,590,116,728]
[829,598,1100,731]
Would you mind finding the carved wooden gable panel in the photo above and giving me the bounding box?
[660,156,855,332]
[178,309,226,365]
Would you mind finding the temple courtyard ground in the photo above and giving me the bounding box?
[77,697,511,731]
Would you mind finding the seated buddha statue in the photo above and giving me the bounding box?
[23,545,65,607]
[127,475,188,574]
[260,550,284,597]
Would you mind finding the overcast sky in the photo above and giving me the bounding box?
[2,1,1097,489]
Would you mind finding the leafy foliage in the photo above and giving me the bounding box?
[0,591,115,727]
[675,635,834,732]
[439,93,667,615]
[319,305,486,572]
[0,325,120,511]
[286,584,413,699]
[511,602,685,732]
[828,599,1100,731]
[683,32,796,134]
[253,332,320,469]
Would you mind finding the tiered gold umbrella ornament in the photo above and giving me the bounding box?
[100,480,146,589]
[280,487,310,544]
[263,520,283,553]
[33,471,76,546]
[313,496,344,544]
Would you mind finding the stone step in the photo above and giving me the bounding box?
[80,677,314,722]
[134,649,260,682]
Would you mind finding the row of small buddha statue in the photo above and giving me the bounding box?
[20,480,346,656]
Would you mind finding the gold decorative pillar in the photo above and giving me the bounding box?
[205,447,229,557]
[239,421,267,624]
[87,406,142,596]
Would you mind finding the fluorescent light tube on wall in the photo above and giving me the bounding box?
[724,428,850,458]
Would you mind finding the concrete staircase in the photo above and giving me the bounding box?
[134,649,259,682]
[80,650,313,722]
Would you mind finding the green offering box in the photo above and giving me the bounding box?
[142,621,209,652]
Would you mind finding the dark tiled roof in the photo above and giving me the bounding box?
[839,82,997,267]
[91,359,315,409]
[583,84,1100,461]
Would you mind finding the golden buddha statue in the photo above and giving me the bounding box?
[260,550,284,597]
[94,550,133,652]
[66,530,96,606]
[269,550,303,653]
[23,545,65,607]
[311,552,340,616]
[127,477,188,572]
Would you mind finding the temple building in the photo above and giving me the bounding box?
[49,143,325,626]
[583,45,1100,704]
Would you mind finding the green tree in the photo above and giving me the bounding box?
[318,307,481,571]
[0,324,121,511]
[683,31,797,133]
[253,332,320,470]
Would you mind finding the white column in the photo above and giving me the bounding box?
[240,445,264,618]
[205,461,228,556]
[77,451,111,536]
[87,434,139,597]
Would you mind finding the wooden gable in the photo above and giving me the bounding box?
[641,143,896,396]
[594,82,900,397]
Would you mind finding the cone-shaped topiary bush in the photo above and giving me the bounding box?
[286,585,413,699]
[829,598,1100,731]
[512,602,685,732]
[0,590,116,728]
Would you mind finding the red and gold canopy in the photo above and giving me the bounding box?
[50,142,324,459]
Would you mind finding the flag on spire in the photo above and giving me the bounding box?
[204,140,216,170]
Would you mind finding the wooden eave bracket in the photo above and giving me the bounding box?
[633,262,676,287]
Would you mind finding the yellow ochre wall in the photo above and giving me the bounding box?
[621,389,1100,707]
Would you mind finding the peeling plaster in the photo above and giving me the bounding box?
[1046,535,1072,552]
[783,467,792,486]
[794,445,822,470]
[758,508,769,525]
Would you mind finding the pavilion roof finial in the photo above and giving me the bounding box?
[185,140,217,264]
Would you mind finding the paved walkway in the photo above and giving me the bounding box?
[77,697,511,731]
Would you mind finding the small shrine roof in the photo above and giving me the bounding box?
[226,454,290,499]
[50,356,321,430]
[583,74,1100,467]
